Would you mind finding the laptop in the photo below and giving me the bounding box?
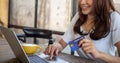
[0,26,69,63]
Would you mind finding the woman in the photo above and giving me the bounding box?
[44,0,120,63]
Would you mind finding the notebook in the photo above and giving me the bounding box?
[0,26,69,63]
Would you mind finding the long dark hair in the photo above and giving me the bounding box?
[74,0,116,40]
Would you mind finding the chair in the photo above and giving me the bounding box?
[17,27,54,45]
[17,28,74,55]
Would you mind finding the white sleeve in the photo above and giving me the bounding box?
[62,12,79,44]
[111,11,120,45]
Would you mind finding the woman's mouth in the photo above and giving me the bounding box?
[82,7,88,11]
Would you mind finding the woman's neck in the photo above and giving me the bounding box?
[82,14,95,33]
[88,14,94,21]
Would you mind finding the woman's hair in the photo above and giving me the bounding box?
[74,0,116,40]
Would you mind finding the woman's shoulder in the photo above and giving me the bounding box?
[71,12,79,22]
[110,11,120,32]
[110,11,120,25]
[70,12,79,25]
[111,11,120,19]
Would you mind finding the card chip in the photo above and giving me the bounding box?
[68,36,84,52]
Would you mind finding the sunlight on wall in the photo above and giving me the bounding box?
[10,0,72,32]
[48,0,72,32]
[0,0,8,27]
[113,0,120,12]
[113,0,120,3]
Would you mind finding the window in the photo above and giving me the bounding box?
[9,0,72,33]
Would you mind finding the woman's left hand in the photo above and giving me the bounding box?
[78,39,101,59]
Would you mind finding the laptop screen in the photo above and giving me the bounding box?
[0,27,29,63]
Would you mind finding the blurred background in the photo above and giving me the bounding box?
[0,0,120,54]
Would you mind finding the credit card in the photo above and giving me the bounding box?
[68,36,84,52]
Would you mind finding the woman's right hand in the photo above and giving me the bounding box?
[44,39,67,59]
[44,43,62,59]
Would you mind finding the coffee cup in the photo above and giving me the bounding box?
[22,43,42,55]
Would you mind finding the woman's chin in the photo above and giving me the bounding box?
[82,10,92,15]
[82,11,89,15]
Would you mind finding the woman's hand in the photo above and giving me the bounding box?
[44,43,63,59]
[44,39,67,60]
[78,39,101,59]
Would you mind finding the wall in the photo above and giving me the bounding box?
[9,0,72,44]
[10,0,35,27]
[10,0,72,33]
[0,0,8,27]
[113,0,120,12]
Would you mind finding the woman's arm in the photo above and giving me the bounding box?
[98,42,120,63]
[78,39,120,63]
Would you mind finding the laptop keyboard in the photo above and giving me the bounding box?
[28,55,49,63]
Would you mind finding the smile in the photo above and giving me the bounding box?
[82,6,88,11]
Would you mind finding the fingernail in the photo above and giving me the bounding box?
[50,56,53,60]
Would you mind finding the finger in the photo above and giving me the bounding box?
[79,39,92,46]
[43,49,47,54]
[50,46,56,59]
[48,45,52,54]
[78,39,86,46]
[44,47,49,54]
[55,48,59,56]
[45,45,53,55]
[82,42,91,47]
[83,46,91,54]
[50,54,53,60]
